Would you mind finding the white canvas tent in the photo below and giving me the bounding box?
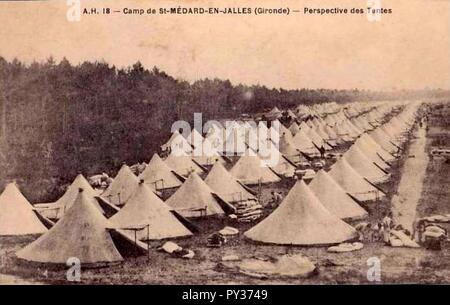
[370,128,399,154]
[289,122,300,135]
[230,149,281,185]
[328,158,384,202]
[161,130,193,154]
[17,190,126,265]
[139,154,183,190]
[278,132,302,163]
[164,148,205,177]
[166,172,235,218]
[354,137,391,171]
[244,180,357,245]
[192,138,227,166]
[185,128,204,148]
[343,145,390,184]
[292,129,320,156]
[204,161,256,203]
[309,170,368,220]
[102,164,140,207]
[0,183,47,236]
[109,182,193,240]
[257,142,296,178]
[35,174,103,220]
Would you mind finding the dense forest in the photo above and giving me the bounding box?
[0,57,448,202]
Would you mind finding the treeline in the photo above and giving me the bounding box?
[0,57,448,202]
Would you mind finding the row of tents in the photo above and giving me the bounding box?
[244,101,420,245]
[0,99,422,265]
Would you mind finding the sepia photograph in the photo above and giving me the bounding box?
[0,0,450,292]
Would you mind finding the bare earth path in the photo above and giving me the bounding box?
[391,123,428,232]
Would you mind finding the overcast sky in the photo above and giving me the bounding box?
[1,0,449,90]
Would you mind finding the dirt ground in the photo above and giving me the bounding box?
[1,102,450,285]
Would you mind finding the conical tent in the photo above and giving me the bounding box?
[244,180,357,245]
[299,121,311,131]
[192,138,227,166]
[161,130,193,154]
[109,182,192,240]
[334,123,354,142]
[292,129,320,156]
[204,124,226,153]
[268,126,281,144]
[258,142,296,178]
[17,190,124,265]
[309,170,368,220]
[323,124,342,144]
[139,154,182,190]
[223,121,248,155]
[186,128,204,148]
[328,158,383,202]
[343,145,390,184]
[102,164,140,207]
[36,174,103,220]
[287,109,297,120]
[314,124,330,141]
[381,123,403,145]
[359,133,395,162]
[204,162,255,203]
[230,149,281,185]
[267,106,282,118]
[354,137,390,171]
[370,128,398,153]
[306,126,332,150]
[164,148,205,177]
[324,114,337,126]
[289,122,300,135]
[344,119,363,137]
[0,183,47,236]
[166,172,232,218]
[278,122,293,138]
[278,132,301,163]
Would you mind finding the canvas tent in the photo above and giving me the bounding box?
[17,189,145,265]
[0,183,47,236]
[328,158,384,202]
[354,137,391,171]
[164,148,205,177]
[266,106,283,119]
[191,138,227,167]
[257,143,296,178]
[139,154,183,190]
[244,180,357,245]
[161,130,193,154]
[204,124,226,153]
[360,133,395,163]
[370,128,398,154]
[166,172,235,218]
[309,170,368,220]
[230,149,281,185]
[102,164,140,207]
[292,129,320,156]
[278,132,301,163]
[204,161,256,203]
[35,174,104,220]
[185,128,204,148]
[306,126,333,150]
[289,122,300,135]
[343,146,390,184]
[323,124,343,145]
[109,182,192,240]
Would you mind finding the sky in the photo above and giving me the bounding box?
[0,0,449,90]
